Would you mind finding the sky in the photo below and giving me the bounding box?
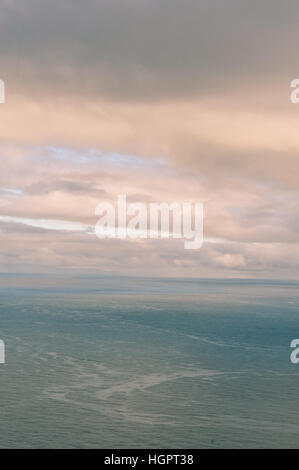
[0,0,299,278]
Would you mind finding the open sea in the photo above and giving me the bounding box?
[0,274,298,448]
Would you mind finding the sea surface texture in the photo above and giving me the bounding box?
[0,275,298,448]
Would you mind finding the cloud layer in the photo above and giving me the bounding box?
[0,0,299,277]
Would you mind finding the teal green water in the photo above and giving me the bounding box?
[0,275,299,448]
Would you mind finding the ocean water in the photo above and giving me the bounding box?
[0,274,298,449]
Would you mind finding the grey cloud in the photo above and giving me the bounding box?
[26,180,107,197]
[1,0,298,100]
